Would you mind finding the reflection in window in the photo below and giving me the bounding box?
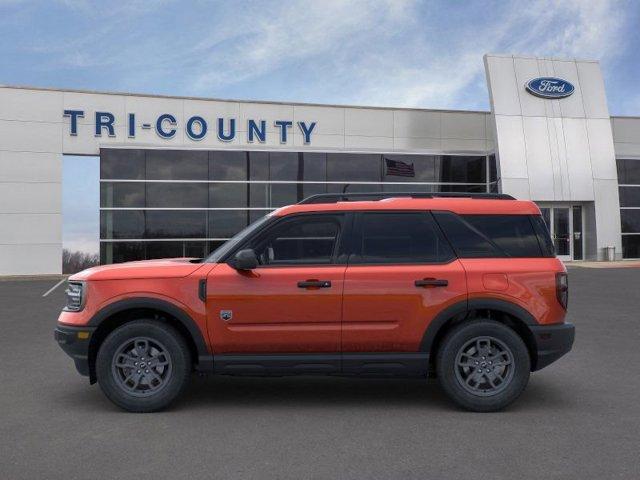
[146,150,208,180]
[100,211,145,239]
[145,210,207,238]
[209,210,249,238]
[147,183,208,208]
[100,182,145,208]
[210,183,248,208]
[100,149,145,179]
[210,151,247,180]
[327,154,381,182]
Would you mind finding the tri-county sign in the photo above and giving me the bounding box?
[525,77,575,99]
[63,110,317,144]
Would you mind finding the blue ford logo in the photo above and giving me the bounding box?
[526,77,575,99]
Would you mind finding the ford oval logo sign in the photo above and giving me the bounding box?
[526,77,575,99]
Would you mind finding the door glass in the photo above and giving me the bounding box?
[553,208,571,256]
[572,206,583,260]
[253,215,341,265]
[354,212,454,264]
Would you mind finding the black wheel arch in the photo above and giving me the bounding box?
[86,298,213,383]
[421,298,539,371]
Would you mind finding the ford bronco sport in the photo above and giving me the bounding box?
[55,192,574,412]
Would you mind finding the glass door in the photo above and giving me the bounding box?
[553,207,572,261]
[537,205,582,261]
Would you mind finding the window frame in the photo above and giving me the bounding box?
[348,210,456,266]
[222,212,352,268]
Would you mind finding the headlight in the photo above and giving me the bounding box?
[63,281,85,312]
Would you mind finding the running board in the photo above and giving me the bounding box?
[197,353,429,377]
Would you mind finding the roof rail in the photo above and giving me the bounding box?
[298,192,515,204]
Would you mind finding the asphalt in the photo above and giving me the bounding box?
[0,267,639,480]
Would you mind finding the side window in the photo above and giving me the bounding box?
[433,212,546,258]
[251,215,342,265]
[432,212,498,258]
[352,212,454,264]
[462,215,543,257]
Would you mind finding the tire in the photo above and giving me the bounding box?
[96,320,191,412]
[436,319,530,412]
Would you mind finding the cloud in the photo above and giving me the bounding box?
[5,0,634,112]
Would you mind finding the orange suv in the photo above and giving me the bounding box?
[55,192,574,412]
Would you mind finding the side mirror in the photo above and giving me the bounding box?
[230,249,258,270]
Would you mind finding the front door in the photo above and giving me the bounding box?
[539,206,583,261]
[205,213,346,354]
[341,212,467,358]
[553,207,572,262]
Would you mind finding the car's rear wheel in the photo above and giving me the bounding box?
[436,320,530,412]
[96,320,191,412]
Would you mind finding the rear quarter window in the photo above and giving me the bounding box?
[433,212,552,258]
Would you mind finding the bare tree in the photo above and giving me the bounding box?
[62,249,99,274]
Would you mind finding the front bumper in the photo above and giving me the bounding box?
[530,322,575,371]
[54,325,96,377]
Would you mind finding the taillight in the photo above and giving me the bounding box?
[556,272,568,310]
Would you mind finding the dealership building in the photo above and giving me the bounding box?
[1,53,640,275]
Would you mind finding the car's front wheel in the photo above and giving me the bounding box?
[96,320,191,412]
[436,320,531,412]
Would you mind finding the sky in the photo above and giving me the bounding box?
[2,0,639,254]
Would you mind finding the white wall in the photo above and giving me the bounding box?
[484,54,622,260]
[612,116,640,158]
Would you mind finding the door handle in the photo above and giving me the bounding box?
[297,280,332,289]
[415,278,448,288]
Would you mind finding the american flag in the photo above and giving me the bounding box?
[385,157,415,177]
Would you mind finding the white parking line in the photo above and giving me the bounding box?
[42,278,67,297]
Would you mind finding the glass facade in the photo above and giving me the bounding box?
[617,158,640,258]
[100,149,498,264]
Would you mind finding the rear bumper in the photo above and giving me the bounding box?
[54,325,96,377]
[530,322,575,371]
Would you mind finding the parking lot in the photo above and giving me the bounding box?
[1,266,639,480]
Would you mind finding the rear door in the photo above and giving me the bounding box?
[341,211,467,358]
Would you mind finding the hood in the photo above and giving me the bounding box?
[70,258,206,281]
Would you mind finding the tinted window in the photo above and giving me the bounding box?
[210,151,247,180]
[353,212,454,264]
[146,241,184,259]
[619,186,640,207]
[251,215,341,265]
[622,236,640,258]
[531,215,555,257]
[439,156,486,184]
[434,212,545,258]
[210,183,247,208]
[327,154,381,182]
[249,151,269,180]
[617,159,640,185]
[209,210,249,238]
[270,152,299,181]
[463,215,544,257]
[432,212,498,257]
[100,211,145,239]
[145,211,206,238]
[147,183,208,208]
[621,210,640,233]
[100,149,145,179]
[100,242,145,264]
[146,150,208,180]
[100,182,145,208]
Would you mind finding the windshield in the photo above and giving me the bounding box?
[204,214,273,263]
